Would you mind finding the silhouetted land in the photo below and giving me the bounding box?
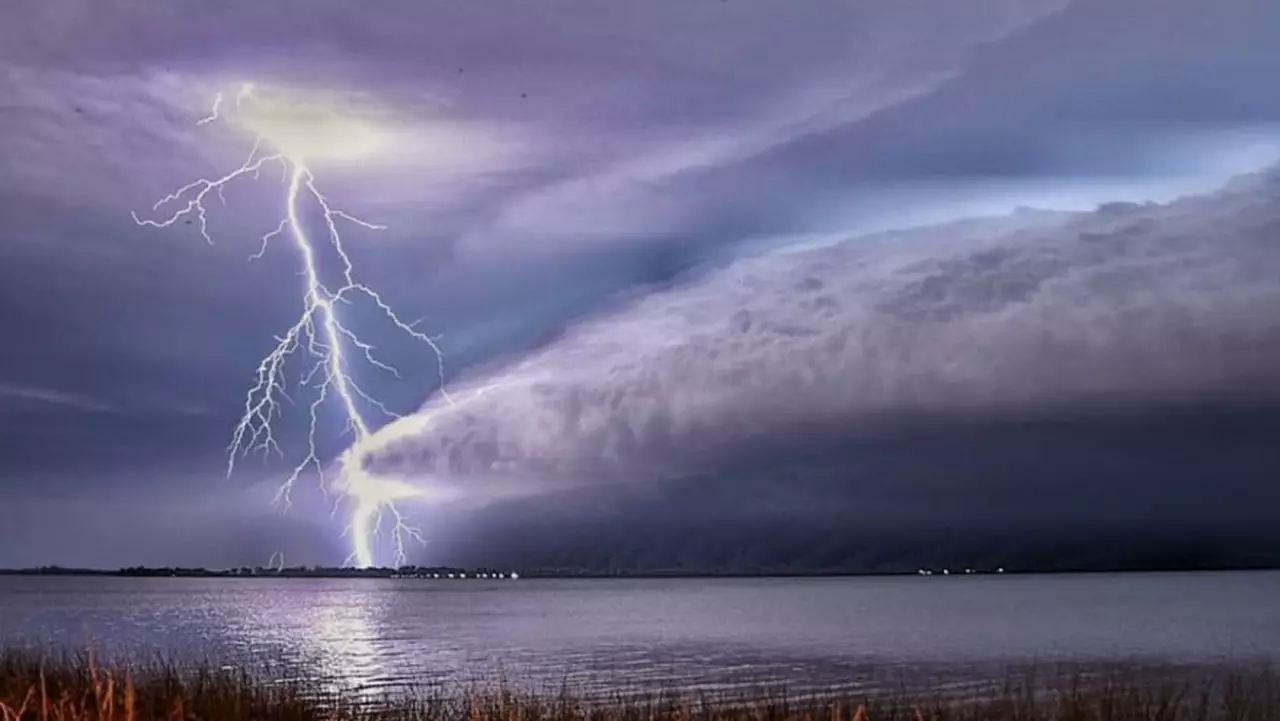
[1,649,1277,721]
[0,563,1277,579]
[0,566,518,579]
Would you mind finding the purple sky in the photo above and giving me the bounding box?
[2,0,1279,569]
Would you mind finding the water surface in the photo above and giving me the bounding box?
[2,572,1277,696]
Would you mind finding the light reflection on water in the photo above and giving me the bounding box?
[305,596,385,692]
[1,573,1279,697]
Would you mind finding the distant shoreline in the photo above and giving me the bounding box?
[1,564,1276,579]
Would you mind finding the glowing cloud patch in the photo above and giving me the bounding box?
[227,83,390,163]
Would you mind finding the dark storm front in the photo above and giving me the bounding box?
[1,573,1277,696]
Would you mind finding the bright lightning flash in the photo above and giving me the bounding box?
[132,83,450,568]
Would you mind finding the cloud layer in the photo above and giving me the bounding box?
[360,167,1280,504]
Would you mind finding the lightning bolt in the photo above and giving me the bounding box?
[132,83,451,568]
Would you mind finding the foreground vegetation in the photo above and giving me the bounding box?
[0,649,1276,721]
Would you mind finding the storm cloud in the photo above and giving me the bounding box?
[359,168,1280,494]
[3,0,1280,567]
[361,170,1280,572]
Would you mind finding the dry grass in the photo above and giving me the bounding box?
[0,649,1276,721]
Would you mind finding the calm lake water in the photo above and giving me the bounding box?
[1,572,1278,697]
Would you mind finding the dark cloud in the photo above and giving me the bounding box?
[403,394,1280,573]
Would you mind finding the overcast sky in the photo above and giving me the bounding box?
[2,0,1278,569]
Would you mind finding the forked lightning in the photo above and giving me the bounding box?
[132,83,449,568]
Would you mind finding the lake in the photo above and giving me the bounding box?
[1,572,1278,697]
